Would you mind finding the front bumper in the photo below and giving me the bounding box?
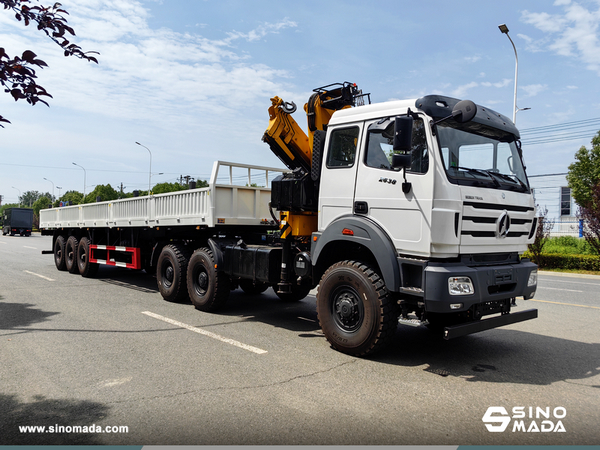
[443,308,538,340]
[423,259,537,313]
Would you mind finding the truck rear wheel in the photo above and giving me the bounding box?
[54,235,67,271]
[157,244,190,302]
[316,260,397,356]
[65,236,80,274]
[187,248,230,312]
[77,237,99,278]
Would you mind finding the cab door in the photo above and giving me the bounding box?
[353,116,433,256]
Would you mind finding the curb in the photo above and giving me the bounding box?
[539,270,600,280]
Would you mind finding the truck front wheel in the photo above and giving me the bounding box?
[317,261,397,356]
[157,244,190,302]
[65,236,80,274]
[187,248,230,312]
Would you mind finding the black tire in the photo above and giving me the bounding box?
[274,285,311,302]
[54,235,67,271]
[65,235,80,274]
[77,237,99,278]
[239,279,269,295]
[156,244,190,302]
[187,248,230,311]
[316,261,397,356]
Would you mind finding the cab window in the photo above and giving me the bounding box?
[365,117,428,174]
[326,126,360,168]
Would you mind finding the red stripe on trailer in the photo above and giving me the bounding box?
[89,245,141,269]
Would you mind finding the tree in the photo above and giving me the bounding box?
[18,189,52,207]
[83,184,118,204]
[578,183,600,255]
[31,194,50,228]
[55,189,82,206]
[152,182,186,195]
[527,206,554,266]
[1,0,98,126]
[566,131,600,209]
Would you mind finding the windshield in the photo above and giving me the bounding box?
[436,121,529,192]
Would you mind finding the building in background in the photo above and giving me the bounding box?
[529,173,581,237]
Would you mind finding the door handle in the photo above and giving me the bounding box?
[354,201,368,214]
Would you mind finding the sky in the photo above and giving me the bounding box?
[1,0,600,204]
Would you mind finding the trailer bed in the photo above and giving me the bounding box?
[40,161,286,230]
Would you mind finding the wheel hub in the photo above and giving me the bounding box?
[333,290,361,331]
[164,265,174,286]
[197,271,208,292]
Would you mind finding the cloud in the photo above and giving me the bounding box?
[226,18,298,43]
[521,83,548,97]
[521,1,600,74]
[481,79,512,88]
[464,56,481,63]
[451,82,479,98]
[1,1,299,130]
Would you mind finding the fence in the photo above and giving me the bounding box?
[548,218,584,237]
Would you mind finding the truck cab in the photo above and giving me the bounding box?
[310,95,538,350]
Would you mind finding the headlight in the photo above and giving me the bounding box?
[527,269,538,287]
[448,276,474,295]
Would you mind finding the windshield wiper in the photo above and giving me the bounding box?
[486,171,528,190]
[456,167,501,187]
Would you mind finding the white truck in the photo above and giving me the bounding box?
[41,83,538,356]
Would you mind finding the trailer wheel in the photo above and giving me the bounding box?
[54,235,67,271]
[316,261,397,356]
[157,244,190,302]
[239,280,269,295]
[77,237,99,278]
[187,248,230,312]
[65,236,80,274]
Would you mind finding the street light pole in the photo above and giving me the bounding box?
[12,186,21,207]
[498,24,530,124]
[43,177,55,200]
[136,142,152,194]
[72,162,87,198]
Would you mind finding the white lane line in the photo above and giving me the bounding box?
[0,242,6,244]
[23,270,55,281]
[538,286,583,293]
[141,311,268,355]
[23,246,37,250]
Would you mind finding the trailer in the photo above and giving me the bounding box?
[2,207,33,236]
[41,83,539,356]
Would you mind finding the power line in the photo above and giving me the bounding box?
[520,117,600,146]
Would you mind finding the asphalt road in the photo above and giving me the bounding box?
[1,233,599,445]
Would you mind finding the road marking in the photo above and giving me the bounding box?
[541,279,600,287]
[531,299,600,310]
[538,286,583,293]
[298,316,316,323]
[23,270,55,281]
[141,311,268,354]
[23,246,37,250]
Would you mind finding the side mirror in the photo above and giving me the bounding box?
[392,116,413,169]
[451,100,477,123]
[393,116,413,152]
[392,153,411,168]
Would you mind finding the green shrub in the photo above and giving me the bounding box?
[523,250,600,271]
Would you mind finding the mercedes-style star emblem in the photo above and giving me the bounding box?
[496,210,511,239]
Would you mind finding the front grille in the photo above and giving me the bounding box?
[461,201,535,243]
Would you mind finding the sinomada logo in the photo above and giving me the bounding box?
[482,406,567,433]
